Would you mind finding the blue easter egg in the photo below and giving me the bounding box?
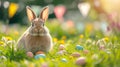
[61,58,67,62]
[34,54,46,59]
[76,45,83,50]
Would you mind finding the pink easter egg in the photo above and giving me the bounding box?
[59,44,65,50]
[75,57,86,65]
[41,63,48,67]
[71,52,80,57]
[83,50,89,54]
[27,52,34,58]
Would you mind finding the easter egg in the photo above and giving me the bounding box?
[56,50,66,55]
[83,50,89,54]
[27,52,34,58]
[61,58,67,62]
[35,51,44,55]
[34,54,46,59]
[71,52,80,57]
[76,45,83,50]
[75,57,86,65]
[59,44,65,50]
[41,63,48,67]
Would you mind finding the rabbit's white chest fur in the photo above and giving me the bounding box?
[25,33,52,53]
[17,26,53,54]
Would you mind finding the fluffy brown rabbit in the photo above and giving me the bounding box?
[17,6,53,54]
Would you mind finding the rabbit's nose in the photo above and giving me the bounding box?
[35,29,38,32]
[39,29,42,32]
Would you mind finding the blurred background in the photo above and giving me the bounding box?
[0,0,120,39]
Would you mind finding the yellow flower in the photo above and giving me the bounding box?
[53,38,58,42]
[79,34,84,39]
[86,23,93,32]
[59,40,65,44]
[61,35,67,40]
[103,37,109,42]
[14,31,19,35]
[8,3,19,18]
[5,36,13,41]
[28,63,35,67]
[0,41,4,46]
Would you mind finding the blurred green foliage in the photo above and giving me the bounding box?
[0,20,120,67]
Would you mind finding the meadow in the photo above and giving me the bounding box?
[0,20,120,67]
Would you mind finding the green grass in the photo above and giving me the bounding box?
[0,21,120,67]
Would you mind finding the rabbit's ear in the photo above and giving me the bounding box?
[39,6,49,22]
[26,6,36,22]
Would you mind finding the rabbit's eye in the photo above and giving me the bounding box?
[40,22,44,26]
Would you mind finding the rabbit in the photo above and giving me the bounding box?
[17,6,53,54]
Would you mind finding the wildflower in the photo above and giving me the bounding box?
[92,54,98,60]
[59,40,65,44]
[14,31,19,35]
[79,34,84,39]
[24,60,29,65]
[53,37,58,42]
[103,37,109,42]
[86,23,93,33]
[5,36,13,41]
[99,45,105,50]
[28,63,35,67]
[86,39,92,43]
[0,41,4,46]
[61,35,67,40]
[0,56,7,60]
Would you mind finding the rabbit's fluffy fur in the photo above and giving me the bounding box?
[17,6,53,54]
